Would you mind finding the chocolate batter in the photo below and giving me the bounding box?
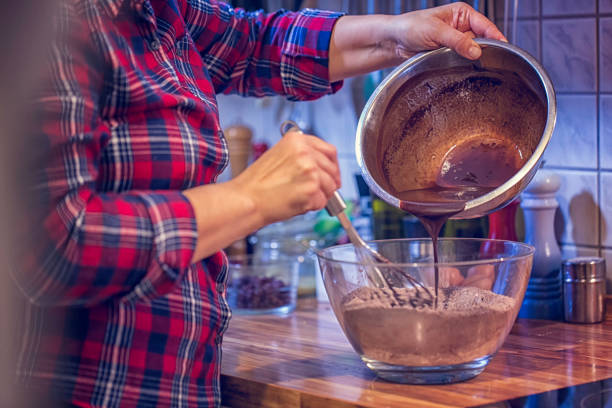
[341,286,515,366]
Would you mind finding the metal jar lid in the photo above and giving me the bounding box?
[562,257,606,282]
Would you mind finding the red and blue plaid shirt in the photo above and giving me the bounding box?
[15,0,342,406]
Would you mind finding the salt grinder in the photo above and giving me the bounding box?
[562,257,606,324]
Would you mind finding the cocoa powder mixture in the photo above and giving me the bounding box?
[341,286,516,366]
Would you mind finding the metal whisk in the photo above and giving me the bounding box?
[279,120,434,307]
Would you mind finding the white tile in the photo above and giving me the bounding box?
[514,20,540,60]
[554,170,599,246]
[601,249,612,293]
[600,95,612,169]
[518,0,540,17]
[542,19,597,92]
[601,0,612,13]
[543,95,597,169]
[599,173,612,246]
[542,0,596,15]
[561,244,599,260]
[601,18,612,93]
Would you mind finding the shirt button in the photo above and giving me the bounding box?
[149,39,161,51]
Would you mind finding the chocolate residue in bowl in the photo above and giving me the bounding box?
[340,286,516,367]
[379,66,546,195]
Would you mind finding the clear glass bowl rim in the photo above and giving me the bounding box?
[316,237,535,268]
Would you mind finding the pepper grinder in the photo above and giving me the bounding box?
[225,124,253,258]
[518,169,563,320]
[226,125,253,178]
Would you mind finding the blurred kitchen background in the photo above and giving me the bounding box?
[220,0,612,295]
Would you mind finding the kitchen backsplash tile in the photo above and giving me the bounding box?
[601,0,612,13]
[601,18,612,92]
[514,20,540,59]
[554,170,599,246]
[542,19,597,92]
[599,173,612,247]
[513,2,612,293]
[518,0,539,17]
[600,95,612,169]
[601,249,612,292]
[543,95,597,169]
[542,0,596,16]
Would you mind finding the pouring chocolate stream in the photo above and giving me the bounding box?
[394,138,525,307]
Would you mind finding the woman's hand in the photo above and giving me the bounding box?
[329,2,506,81]
[232,130,341,226]
[385,2,507,61]
[183,130,340,262]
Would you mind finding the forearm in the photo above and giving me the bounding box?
[183,180,264,263]
[329,15,402,82]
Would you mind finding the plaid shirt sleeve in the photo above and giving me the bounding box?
[184,0,344,100]
[16,3,198,307]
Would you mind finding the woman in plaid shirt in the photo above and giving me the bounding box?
[15,0,504,406]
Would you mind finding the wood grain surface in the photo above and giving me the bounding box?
[221,297,612,408]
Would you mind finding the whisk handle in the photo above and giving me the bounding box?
[326,191,347,217]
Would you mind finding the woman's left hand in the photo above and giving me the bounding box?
[385,2,507,61]
[329,2,507,81]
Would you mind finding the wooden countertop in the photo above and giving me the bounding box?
[220,298,612,408]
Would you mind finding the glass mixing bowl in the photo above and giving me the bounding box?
[316,238,534,384]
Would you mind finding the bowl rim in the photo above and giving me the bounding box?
[316,237,535,268]
[355,38,557,218]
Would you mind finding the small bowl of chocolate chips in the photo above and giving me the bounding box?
[226,255,300,315]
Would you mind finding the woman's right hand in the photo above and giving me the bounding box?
[183,129,340,263]
[231,129,341,226]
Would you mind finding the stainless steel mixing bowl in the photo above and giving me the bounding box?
[355,39,556,219]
